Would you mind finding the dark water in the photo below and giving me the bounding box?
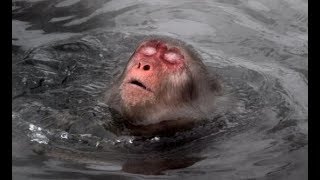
[12,0,307,179]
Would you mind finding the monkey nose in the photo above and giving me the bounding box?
[137,62,151,71]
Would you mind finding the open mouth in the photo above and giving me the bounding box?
[129,79,151,91]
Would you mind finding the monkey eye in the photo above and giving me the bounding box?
[141,46,157,56]
[163,52,183,64]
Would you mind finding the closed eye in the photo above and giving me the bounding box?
[141,46,157,56]
[164,52,182,63]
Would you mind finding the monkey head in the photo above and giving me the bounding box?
[106,37,221,129]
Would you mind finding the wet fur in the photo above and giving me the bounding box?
[105,35,222,136]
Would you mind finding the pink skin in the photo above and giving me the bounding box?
[135,40,185,70]
[120,40,186,106]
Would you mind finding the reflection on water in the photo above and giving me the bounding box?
[12,0,307,179]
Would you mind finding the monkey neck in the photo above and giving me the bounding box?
[122,102,204,125]
[124,118,197,136]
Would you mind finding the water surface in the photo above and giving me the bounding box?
[12,0,308,179]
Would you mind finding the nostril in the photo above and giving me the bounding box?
[143,65,150,71]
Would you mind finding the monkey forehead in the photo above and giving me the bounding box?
[139,40,167,50]
[145,39,189,52]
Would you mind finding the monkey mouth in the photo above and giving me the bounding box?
[128,79,152,92]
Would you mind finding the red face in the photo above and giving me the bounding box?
[120,40,187,107]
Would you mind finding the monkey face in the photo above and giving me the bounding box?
[106,37,221,131]
[119,39,188,108]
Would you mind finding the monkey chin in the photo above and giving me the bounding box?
[119,82,156,108]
